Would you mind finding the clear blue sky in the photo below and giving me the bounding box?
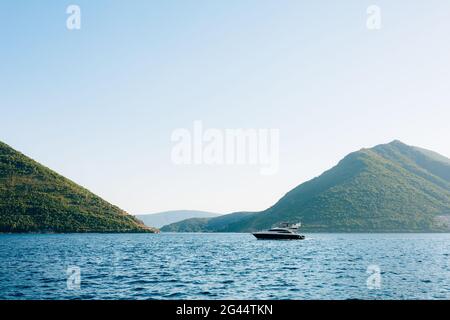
[1,1,449,214]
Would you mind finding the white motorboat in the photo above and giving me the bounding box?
[252,222,305,240]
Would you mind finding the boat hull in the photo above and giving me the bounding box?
[252,232,305,240]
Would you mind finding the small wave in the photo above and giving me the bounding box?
[126,279,158,285]
[221,279,234,284]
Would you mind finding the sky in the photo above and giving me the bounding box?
[1,1,449,215]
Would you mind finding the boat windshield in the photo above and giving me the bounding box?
[268,228,291,233]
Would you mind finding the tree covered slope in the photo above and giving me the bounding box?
[162,140,450,232]
[0,141,157,233]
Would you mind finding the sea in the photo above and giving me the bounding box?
[0,233,449,299]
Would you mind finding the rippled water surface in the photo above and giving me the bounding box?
[0,233,449,299]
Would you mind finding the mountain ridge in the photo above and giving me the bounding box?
[162,140,450,233]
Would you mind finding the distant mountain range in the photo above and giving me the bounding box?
[0,141,157,233]
[135,210,220,228]
[161,140,450,233]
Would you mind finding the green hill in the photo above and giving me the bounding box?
[135,210,220,228]
[0,141,157,233]
[162,140,450,233]
[161,211,255,232]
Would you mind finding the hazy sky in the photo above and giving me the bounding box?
[1,1,449,214]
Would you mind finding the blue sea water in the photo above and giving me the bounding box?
[0,233,449,300]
